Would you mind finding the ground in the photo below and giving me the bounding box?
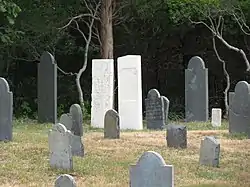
[0,120,249,187]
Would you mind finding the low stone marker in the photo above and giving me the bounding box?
[199,136,220,167]
[104,109,120,139]
[0,78,13,141]
[48,123,73,170]
[55,174,76,187]
[129,151,174,187]
[211,108,221,127]
[167,124,187,149]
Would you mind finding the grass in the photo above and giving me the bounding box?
[0,119,249,187]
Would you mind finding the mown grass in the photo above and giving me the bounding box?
[0,119,249,187]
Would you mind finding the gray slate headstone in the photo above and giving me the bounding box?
[38,51,57,123]
[104,109,120,139]
[185,56,208,122]
[145,89,169,129]
[130,151,174,187]
[71,134,84,157]
[229,81,250,134]
[48,123,73,170]
[199,136,220,167]
[55,174,76,187]
[0,78,13,141]
[60,114,73,130]
[167,125,187,149]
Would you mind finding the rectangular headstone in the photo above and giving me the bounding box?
[167,124,187,149]
[91,59,114,128]
[211,108,221,127]
[38,51,57,123]
[117,55,143,130]
[185,56,208,122]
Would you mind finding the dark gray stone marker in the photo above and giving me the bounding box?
[70,104,83,136]
[0,78,13,141]
[104,109,120,139]
[229,81,250,134]
[38,51,57,123]
[185,56,208,122]
[166,124,187,149]
[55,174,76,187]
[145,89,169,129]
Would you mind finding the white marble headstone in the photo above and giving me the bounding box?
[211,108,221,127]
[55,174,76,187]
[91,59,114,128]
[117,55,143,130]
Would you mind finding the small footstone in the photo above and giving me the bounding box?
[166,125,187,149]
[55,174,76,187]
[211,108,221,127]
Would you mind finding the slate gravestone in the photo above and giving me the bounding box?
[0,78,13,141]
[104,109,120,139]
[229,81,250,134]
[185,56,208,122]
[55,174,76,187]
[145,89,169,129]
[130,151,174,187]
[38,51,57,123]
[60,114,73,130]
[199,136,220,167]
[167,125,187,149]
[211,108,221,127]
[48,123,73,170]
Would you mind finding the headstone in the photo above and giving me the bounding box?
[229,81,250,133]
[211,108,221,127]
[130,151,174,187]
[104,109,120,139]
[70,104,83,136]
[60,114,73,131]
[185,56,208,122]
[145,89,169,129]
[38,51,57,123]
[0,78,13,141]
[48,123,73,170]
[167,125,187,149]
[117,55,143,130]
[91,59,114,128]
[199,136,220,167]
[55,174,76,187]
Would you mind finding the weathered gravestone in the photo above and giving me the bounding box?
[167,125,187,149]
[199,136,220,167]
[55,174,76,187]
[145,89,170,129]
[0,78,13,141]
[104,109,120,139]
[229,81,250,134]
[48,123,73,170]
[38,51,57,123]
[185,56,208,122]
[130,151,174,187]
[211,108,221,127]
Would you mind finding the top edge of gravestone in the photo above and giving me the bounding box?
[0,77,10,92]
[117,55,141,60]
[235,80,250,93]
[167,124,186,129]
[161,95,169,102]
[147,88,160,98]
[53,123,68,133]
[187,56,206,70]
[203,136,219,143]
[106,108,118,114]
[136,151,166,166]
[39,51,56,64]
[92,59,114,62]
[55,174,76,185]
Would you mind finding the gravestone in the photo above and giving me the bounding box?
[117,55,143,130]
[199,136,220,167]
[167,125,187,149]
[104,109,120,139]
[211,108,221,127]
[48,123,73,170]
[145,89,169,129]
[91,59,114,128]
[0,78,13,141]
[38,51,57,123]
[185,56,208,122]
[55,174,76,187]
[229,81,250,133]
[60,114,73,130]
[130,151,174,187]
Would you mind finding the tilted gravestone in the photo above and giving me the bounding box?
[38,51,57,123]
[211,108,222,127]
[0,78,13,141]
[48,123,73,170]
[185,56,208,122]
[167,124,187,149]
[145,89,169,129]
[55,174,76,187]
[229,81,250,134]
[199,136,220,167]
[104,109,120,139]
[130,151,174,187]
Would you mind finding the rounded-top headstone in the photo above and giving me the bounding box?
[54,174,76,187]
[187,56,205,70]
[70,104,83,136]
[40,51,55,65]
[233,81,250,114]
[147,89,160,99]
[0,78,10,93]
[136,151,166,167]
[235,81,250,95]
[53,123,68,133]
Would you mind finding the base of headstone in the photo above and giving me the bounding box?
[167,124,187,149]
[71,135,84,157]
